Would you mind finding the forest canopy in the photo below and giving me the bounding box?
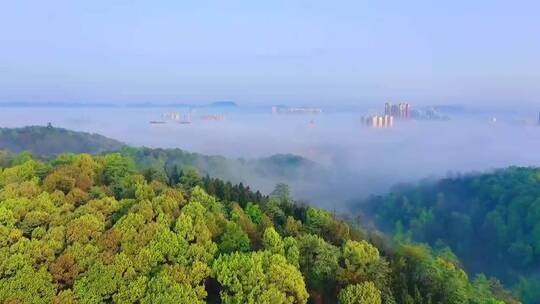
[358,167,540,303]
[0,151,515,303]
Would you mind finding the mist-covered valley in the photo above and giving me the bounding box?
[1,104,539,207]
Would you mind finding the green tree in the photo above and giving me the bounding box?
[73,262,122,303]
[305,207,331,236]
[342,240,380,275]
[213,251,308,304]
[245,202,263,224]
[179,167,202,189]
[0,159,39,186]
[12,151,33,165]
[101,153,135,197]
[0,264,56,304]
[66,214,105,244]
[283,236,300,268]
[284,216,303,236]
[263,227,284,255]
[338,282,381,304]
[113,275,148,304]
[141,271,206,304]
[297,234,340,289]
[219,222,251,253]
[270,183,291,203]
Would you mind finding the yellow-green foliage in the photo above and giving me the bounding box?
[338,282,381,304]
[0,152,514,303]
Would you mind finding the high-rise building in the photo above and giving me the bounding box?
[361,115,393,128]
[385,102,411,119]
[362,102,409,129]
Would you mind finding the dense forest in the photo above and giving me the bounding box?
[0,150,516,303]
[358,167,540,303]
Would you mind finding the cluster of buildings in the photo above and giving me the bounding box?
[162,112,192,124]
[361,115,394,128]
[385,102,411,119]
[272,106,322,114]
[361,102,411,128]
[151,112,227,125]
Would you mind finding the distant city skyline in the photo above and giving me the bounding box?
[1,1,539,106]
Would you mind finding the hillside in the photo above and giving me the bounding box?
[0,126,323,195]
[356,167,540,303]
[0,126,125,156]
[0,152,514,303]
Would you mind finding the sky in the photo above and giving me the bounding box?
[1,1,539,106]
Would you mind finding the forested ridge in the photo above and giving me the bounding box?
[0,126,323,194]
[359,167,540,303]
[0,150,515,303]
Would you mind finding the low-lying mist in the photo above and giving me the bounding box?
[1,106,540,209]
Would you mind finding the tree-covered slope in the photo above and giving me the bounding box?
[357,166,540,303]
[0,127,323,195]
[0,126,125,156]
[0,152,514,303]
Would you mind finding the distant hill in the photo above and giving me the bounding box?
[0,126,125,156]
[0,101,238,108]
[207,101,237,108]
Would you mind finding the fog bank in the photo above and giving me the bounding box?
[1,106,539,208]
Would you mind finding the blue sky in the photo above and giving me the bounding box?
[0,1,539,105]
